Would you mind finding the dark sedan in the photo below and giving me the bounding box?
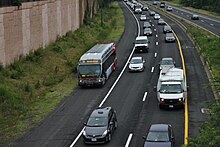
[143,124,175,147]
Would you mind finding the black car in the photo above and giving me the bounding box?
[163,25,172,33]
[143,124,175,147]
[83,107,117,144]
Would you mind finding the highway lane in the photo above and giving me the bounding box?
[147,1,220,37]
[142,0,216,140]
[11,1,215,147]
[73,1,184,147]
[10,1,139,147]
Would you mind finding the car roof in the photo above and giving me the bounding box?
[136,36,148,40]
[162,57,173,61]
[131,57,142,60]
[149,124,170,132]
[90,107,112,117]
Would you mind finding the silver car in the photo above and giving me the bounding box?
[143,21,151,28]
[158,18,165,25]
[140,14,147,21]
[165,33,175,42]
[129,57,145,72]
[144,28,153,36]
[159,57,175,71]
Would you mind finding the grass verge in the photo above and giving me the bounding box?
[187,27,220,80]
[0,1,124,146]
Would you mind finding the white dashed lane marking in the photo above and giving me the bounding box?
[151,67,154,73]
[155,52,157,57]
[142,92,148,102]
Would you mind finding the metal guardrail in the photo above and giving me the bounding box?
[0,0,44,7]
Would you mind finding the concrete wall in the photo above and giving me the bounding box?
[0,0,99,66]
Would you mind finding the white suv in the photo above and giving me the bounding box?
[134,36,149,53]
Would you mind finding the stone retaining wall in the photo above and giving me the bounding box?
[0,0,98,66]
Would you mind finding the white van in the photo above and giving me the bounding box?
[134,36,149,53]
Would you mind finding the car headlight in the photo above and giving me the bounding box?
[179,98,183,102]
[160,98,164,102]
[103,130,108,136]
[83,130,86,136]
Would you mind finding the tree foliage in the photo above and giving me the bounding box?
[179,0,220,13]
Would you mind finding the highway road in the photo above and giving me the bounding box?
[10,1,215,147]
[148,0,220,37]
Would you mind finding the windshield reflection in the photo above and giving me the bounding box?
[78,64,101,77]
[160,84,182,93]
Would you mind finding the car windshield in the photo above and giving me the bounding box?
[161,59,174,65]
[87,117,108,127]
[146,131,169,142]
[165,26,171,30]
[145,28,151,32]
[166,33,174,37]
[141,15,146,17]
[78,64,101,77]
[160,84,183,93]
[131,58,142,64]
[135,39,148,44]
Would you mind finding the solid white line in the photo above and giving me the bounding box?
[155,52,157,57]
[69,2,141,146]
[125,133,133,147]
[142,92,148,101]
[151,67,154,72]
[156,34,158,37]
[156,42,158,45]
[69,128,85,147]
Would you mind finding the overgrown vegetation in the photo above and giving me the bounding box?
[0,1,124,146]
[186,23,220,147]
[163,0,220,14]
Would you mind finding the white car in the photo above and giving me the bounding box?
[140,14,147,21]
[154,14,160,20]
[129,57,145,72]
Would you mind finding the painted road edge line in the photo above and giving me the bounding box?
[125,133,133,147]
[172,30,188,145]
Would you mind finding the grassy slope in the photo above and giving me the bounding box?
[0,2,124,146]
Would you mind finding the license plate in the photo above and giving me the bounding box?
[169,105,174,108]
[91,138,97,142]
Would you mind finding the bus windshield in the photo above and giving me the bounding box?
[78,64,101,77]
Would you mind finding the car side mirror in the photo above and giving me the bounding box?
[143,60,145,63]
[84,122,87,126]
[142,136,146,139]
[109,122,114,125]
